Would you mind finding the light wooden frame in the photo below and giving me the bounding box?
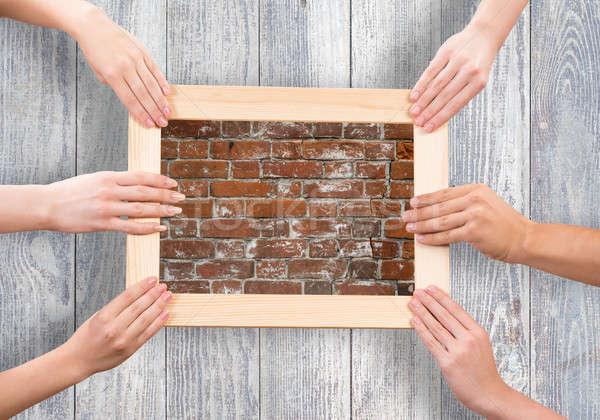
[127,85,449,328]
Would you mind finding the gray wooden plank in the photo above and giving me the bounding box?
[530,1,600,418]
[258,1,351,419]
[0,21,76,419]
[350,1,442,418]
[166,1,260,419]
[440,2,531,419]
[74,1,167,418]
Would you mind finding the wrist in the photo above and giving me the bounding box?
[508,220,541,265]
[476,381,515,420]
[53,341,91,384]
[38,184,60,231]
[466,17,505,52]
[60,0,105,41]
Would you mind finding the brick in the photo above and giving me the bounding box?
[344,123,379,139]
[254,121,312,138]
[211,140,270,159]
[364,181,387,198]
[275,181,302,198]
[402,241,414,259]
[391,161,414,179]
[371,200,403,217]
[160,227,168,239]
[339,239,373,257]
[215,240,246,258]
[302,141,363,160]
[309,201,337,217]
[161,160,168,176]
[160,261,165,279]
[232,161,260,178]
[304,180,363,198]
[384,123,413,139]
[179,140,209,158]
[161,240,214,258]
[211,180,271,197]
[309,239,338,257]
[390,182,414,198]
[381,260,414,280]
[384,219,413,239]
[244,280,302,294]
[256,260,287,278]
[179,180,208,197]
[263,160,323,178]
[397,282,414,296]
[370,240,399,259]
[165,281,210,294]
[180,199,213,218]
[222,121,251,137]
[288,259,347,279]
[272,142,301,159]
[196,260,254,279]
[355,161,386,178]
[324,161,353,178]
[314,122,342,138]
[365,142,395,160]
[165,261,195,280]
[199,219,259,238]
[212,280,243,294]
[304,281,332,295]
[348,260,377,279]
[215,199,244,217]
[334,281,395,295]
[170,160,228,178]
[338,200,372,217]
[246,199,307,218]
[161,139,178,158]
[162,120,219,138]
[352,220,380,237]
[257,220,290,237]
[170,219,197,237]
[291,218,351,237]
[248,239,306,258]
[396,141,414,160]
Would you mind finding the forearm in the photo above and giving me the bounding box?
[0,185,54,233]
[480,383,566,420]
[0,344,88,418]
[467,0,529,51]
[516,222,600,286]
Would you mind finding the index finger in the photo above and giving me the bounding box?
[116,170,177,189]
[411,53,449,102]
[104,276,158,317]
[410,185,475,208]
[424,285,480,330]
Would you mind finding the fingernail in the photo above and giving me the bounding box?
[162,85,170,95]
[171,192,185,201]
[168,206,182,215]
[409,298,420,308]
[145,118,155,128]
[402,211,413,222]
[426,285,437,294]
[159,116,168,127]
[411,317,420,326]
[154,224,167,232]
[415,116,425,126]
[160,310,170,320]
[406,223,415,232]
[424,122,434,132]
[147,276,157,285]
[416,234,425,241]
[154,284,165,292]
[165,178,178,188]
[410,105,421,116]
[162,291,172,302]
[410,90,419,101]
[410,197,419,207]
[164,106,171,118]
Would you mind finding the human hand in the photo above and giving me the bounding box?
[402,184,531,263]
[63,277,170,377]
[74,5,170,128]
[44,171,184,234]
[409,25,498,132]
[410,286,509,417]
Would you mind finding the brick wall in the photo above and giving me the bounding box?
[160,120,414,295]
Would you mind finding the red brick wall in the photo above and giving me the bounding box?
[160,120,414,295]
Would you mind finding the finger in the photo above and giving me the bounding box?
[412,62,460,124]
[111,202,182,218]
[415,226,468,246]
[124,30,170,96]
[137,62,169,119]
[411,53,450,103]
[423,82,483,132]
[136,310,169,347]
[417,70,470,127]
[112,78,155,128]
[406,211,468,234]
[109,218,166,235]
[413,289,465,338]
[116,185,185,204]
[410,185,475,208]
[409,295,455,348]
[125,70,167,127]
[411,316,447,360]
[116,283,167,329]
[115,171,177,189]
[425,285,480,331]
[403,195,469,222]
[127,290,171,337]
[104,276,158,317]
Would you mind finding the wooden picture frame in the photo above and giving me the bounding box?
[126,85,449,328]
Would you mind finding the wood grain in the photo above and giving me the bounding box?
[166,1,260,418]
[73,1,167,417]
[531,1,600,418]
[441,2,531,418]
[0,21,76,419]
[350,1,443,418]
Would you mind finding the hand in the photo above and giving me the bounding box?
[409,25,497,132]
[74,5,170,128]
[402,184,531,262]
[410,286,509,417]
[63,277,171,377]
[44,171,184,234]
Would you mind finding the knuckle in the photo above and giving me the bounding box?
[112,338,128,353]
[132,203,145,218]
[103,326,118,342]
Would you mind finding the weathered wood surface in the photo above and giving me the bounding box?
[0,21,76,419]
[531,1,600,418]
